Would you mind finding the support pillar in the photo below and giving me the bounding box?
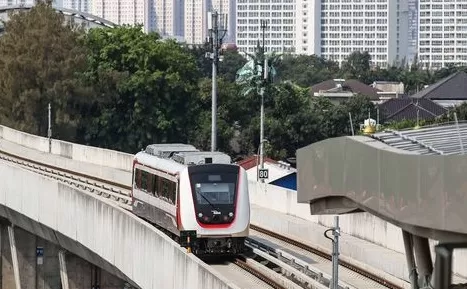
[58,249,69,289]
[413,235,433,287]
[8,225,21,289]
[91,265,101,289]
[434,244,453,289]
[402,230,419,289]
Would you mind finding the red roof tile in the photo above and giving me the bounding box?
[236,155,278,170]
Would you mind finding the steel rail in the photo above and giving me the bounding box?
[250,224,403,289]
[0,149,131,209]
[233,257,288,289]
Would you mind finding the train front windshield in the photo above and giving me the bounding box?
[194,176,236,205]
[190,170,238,202]
[188,164,240,223]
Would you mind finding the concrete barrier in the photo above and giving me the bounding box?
[0,161,239,289]
[0,125,134,172]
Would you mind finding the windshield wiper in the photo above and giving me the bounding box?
[196,190,217,210]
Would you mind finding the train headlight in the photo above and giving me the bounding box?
[228,212,234,218]
[198,213,203,218]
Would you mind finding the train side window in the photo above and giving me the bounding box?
[169,181,176,205]
[135,169,142,189]
[161,179,169,202]
[147,173,154,195]
[151,175,159,196]
[141,170,148,192]
[153,175,160,197]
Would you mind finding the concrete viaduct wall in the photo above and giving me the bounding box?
[1,125,466,279]
[0,160,239,289]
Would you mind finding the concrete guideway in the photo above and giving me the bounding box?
[0,124,424,285]
[0,160,241,289]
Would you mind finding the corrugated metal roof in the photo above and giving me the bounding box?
[371,122,467,155]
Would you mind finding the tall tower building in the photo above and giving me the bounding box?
[407,0,418,65]
[0,0,35,6]
[144,0,184,38]
[91,0,145,27]
[184,0,209,44]
[211,0,236,44]
[236,0,295,54]
[418,0,467,69]
[62,0,91,12]
[90,0,183,37]
[296,0,409,68]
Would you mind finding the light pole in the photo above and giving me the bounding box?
[324,216,340,289]
[256,138,268,181]
[206,11,228,152]
[48,103,52,153]
[259,20,268,180]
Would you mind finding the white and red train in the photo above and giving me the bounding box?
[130,144,250,255]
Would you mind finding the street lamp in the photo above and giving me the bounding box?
[324,216,341,289]
[256,139,269,182]
[259,19,268,175]
[206,11,228,152]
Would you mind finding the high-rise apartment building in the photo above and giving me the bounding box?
[144,0,184,38]
[0,0,35,6]
[184,0,209,44]
[407,0,418,64]
[91,0,144,28]
[90,0,184,37]
[236,0,295,54]
[211,0,236,43]
[418,0,467,69]
[63,0,91,12]
[296,0,409,68]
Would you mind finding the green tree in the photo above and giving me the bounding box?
[218,50,248,82]
[183,42,212,78]
[262,82,323,159]
[0,0,91,140]
[326,95,376,136]
[190,77,249,154]
[276,54,340,87]
[80,26,201,153]
[341,51,372,83]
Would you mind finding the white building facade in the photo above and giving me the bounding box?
[212,0,236,44]
[62,0,91,12]
[91,0,145,29]
[61,0,184,37]
[296,0,409,68]
[418,0,467,69]
[184,0,209,44]
[144,0,184,38]
[407,0,418,65]
[236,0,295,54]
[0,0,35,6]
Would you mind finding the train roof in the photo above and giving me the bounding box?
[134,143,235,175]
[135,151,186,175]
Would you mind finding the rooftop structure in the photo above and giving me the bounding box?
[372,122,467,155]
[297,122,467,241]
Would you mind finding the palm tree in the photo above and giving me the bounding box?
[235,40,280,97]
